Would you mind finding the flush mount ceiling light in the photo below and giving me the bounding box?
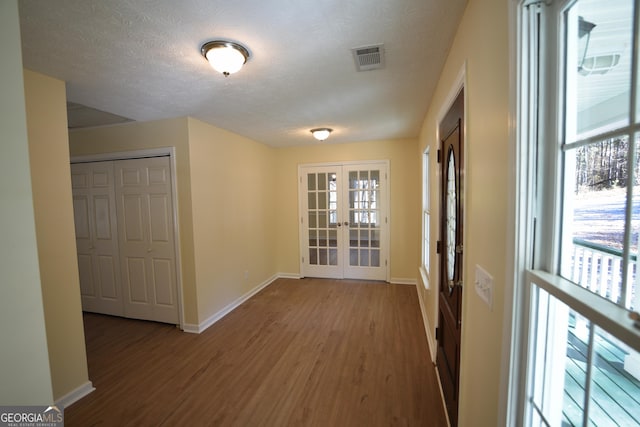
[310,128,333,141]
[201,40,250,77]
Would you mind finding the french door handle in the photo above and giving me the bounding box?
[343,221,349,226]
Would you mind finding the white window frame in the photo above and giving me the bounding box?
[420,148,431,288]
[504,0,640,425]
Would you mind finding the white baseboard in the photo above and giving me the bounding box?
[390,277,417,285]
[416,282,437,363]
[183,274,287,334]
[434,367,452,427]
[276,272,302,280]
[55,381,95,408]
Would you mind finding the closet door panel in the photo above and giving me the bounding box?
[71,162,124,316]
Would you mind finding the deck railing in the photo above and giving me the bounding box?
[568,239,640,383]
[569,238,638,311]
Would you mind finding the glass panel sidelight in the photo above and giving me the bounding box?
[348,169,382,267]
[307,171,339,266]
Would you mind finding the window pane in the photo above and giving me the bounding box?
[329,249,338,266]
[318,173,326,190]
[318,211,327,228]
[360,249,369,266]
[370,170,380,188]
[318,191,327,209]
[328,230,337,247]
[371,249,380,267]
[308,230,317,247]
[528,287,575,426]
[565,0,633,140]
[360,230,370,247]
[318,230,327,247]
[632,162,640,310]
[424,211,430,270]
[561,137,630,306]
[588,327,640,426]
[371,229,380,248]
[349,229,358,247]
[308,192,316,210]
[562,311,590,426]
[349,171,358,189]
[319,248,327,265]
[528,281,640,427]
[350,248,358,266]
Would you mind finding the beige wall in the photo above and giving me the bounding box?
[69,118,281,326]
[416,0,509,425]
[24,69,90,402]
[68,118,199,324]
[187,118,278,323]
[275,138,420,280]
[0,1,54,405]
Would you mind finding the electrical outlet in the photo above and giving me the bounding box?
[474,264,493,310]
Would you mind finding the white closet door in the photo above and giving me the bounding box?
[115,157,179,324]
[71,162,124,316]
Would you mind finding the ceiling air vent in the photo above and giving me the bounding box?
[351,44,385,72]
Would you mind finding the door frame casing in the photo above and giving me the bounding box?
[297,160,391,282]
[71,147,185,330]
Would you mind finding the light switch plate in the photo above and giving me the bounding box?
[475,264,493,310]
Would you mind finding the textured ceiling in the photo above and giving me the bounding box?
[19,0,467,147]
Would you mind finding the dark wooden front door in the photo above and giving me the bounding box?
[436,89,464,427]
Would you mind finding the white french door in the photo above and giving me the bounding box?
[299,162,389,281]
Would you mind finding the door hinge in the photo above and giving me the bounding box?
[437,149,441,163]
[302,256,305,264]
[385,217,388,224]
[385,260,388,266]
[436,240,441,254]
[435,327,440,340]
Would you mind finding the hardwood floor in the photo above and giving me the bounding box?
[66,278,447,426]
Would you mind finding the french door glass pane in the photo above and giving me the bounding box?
[565,0,632,140]
[307,171,338,266]
[348,169,383,267]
